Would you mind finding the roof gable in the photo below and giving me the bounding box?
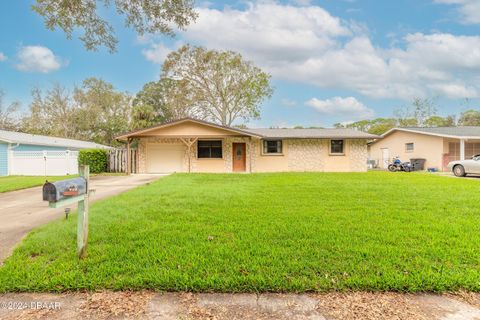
[116,118,261,140]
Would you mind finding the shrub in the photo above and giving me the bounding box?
[78,149,108,173]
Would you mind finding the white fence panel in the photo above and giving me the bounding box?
[11,150,79,176]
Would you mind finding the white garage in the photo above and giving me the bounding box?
[146,144,185,173]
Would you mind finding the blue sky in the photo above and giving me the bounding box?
[1,0,480,127]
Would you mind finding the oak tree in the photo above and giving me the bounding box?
[32,0,197,52]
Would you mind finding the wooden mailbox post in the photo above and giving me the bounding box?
[43,165,90,259]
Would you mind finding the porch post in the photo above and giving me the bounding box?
[126,138,131,175]
[460,138,465,161]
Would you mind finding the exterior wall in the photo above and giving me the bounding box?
[240,138,366,173]
[369,131,444,170]
[0,142,8,176]
[138,137,368,173]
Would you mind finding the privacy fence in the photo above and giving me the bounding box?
[108,149,138,173]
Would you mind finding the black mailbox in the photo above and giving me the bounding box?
[43,177,87,202]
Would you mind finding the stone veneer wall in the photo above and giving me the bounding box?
[348,139,368,172]
[287,139,326,171]
[138,137,367,173]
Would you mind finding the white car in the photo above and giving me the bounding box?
[447,155,480,177]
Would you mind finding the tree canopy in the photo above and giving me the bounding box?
[32,0,197,52]
[21,78,131,146]
[458,109,480,126]
[335,98,459,135]
[0,91,20,131]
[159,45,274,126]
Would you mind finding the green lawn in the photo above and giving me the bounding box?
[0,175,78,193]
[1,172,480,293]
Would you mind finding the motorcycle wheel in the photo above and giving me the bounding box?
[388,164,397,172]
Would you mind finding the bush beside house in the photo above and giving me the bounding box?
[78,149,108,173]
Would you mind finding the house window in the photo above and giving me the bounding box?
[198,140,222,158]
[263,140,283,154]
[405,143,414,152]
[330,140,344,154]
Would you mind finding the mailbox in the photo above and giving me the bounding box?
[43,177,87,203]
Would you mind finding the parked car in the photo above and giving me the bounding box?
[447,155,480,177]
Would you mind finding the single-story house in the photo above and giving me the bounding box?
[116,118,379,173]
[0,130,110,176]
[368,126,480,171]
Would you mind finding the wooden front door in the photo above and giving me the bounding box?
[232,143,246,172]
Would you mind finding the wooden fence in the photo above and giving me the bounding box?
[108,149,138,173]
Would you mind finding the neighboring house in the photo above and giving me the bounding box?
[0,130,110,176]
[116,118,378,173]
[368,126,480,171]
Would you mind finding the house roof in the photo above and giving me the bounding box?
[117,118,379,140]
[0,130,111,149]
[378,126,480,140]
[244,128,379,139]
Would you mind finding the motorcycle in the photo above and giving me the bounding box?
[388,156,412,172]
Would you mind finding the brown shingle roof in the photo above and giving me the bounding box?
[244,128,379,139]
[116,117,379,140]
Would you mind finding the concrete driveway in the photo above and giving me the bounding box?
[0,174,163,263]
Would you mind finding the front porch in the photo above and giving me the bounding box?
[443,138,480,169]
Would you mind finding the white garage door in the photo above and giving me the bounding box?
[146,144,185,173]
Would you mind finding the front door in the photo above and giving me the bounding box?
[381,148,389,169]
[232,143,246,172]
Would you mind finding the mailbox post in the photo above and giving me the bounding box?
[42,165,90,259]
[77,166,89,259]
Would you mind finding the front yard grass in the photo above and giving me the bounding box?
[1,172,480,293]
[0,175,78,193]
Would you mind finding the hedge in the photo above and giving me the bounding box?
[78,149,108,173]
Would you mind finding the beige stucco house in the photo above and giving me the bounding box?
[368,126,480,171]
[116,118,378,173]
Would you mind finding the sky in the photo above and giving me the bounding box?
[1,0,480,128]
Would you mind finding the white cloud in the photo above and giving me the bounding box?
[147,1,480,101]
[306,96,374,119]
[280,98,298,107]
[291,0,312,5]
[0,52,7,61]
[184,2,351,66]
[142,43,173,64]
[15,46,62,73]
[434,0,480,24]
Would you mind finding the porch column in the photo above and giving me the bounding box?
[460,138,465,161]
[126,138,131,175]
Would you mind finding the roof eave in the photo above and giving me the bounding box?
[0,138,13,144]
[260,136,380,139]
[375,127,480,142]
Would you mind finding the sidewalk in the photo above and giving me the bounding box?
[1,291,480,319]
